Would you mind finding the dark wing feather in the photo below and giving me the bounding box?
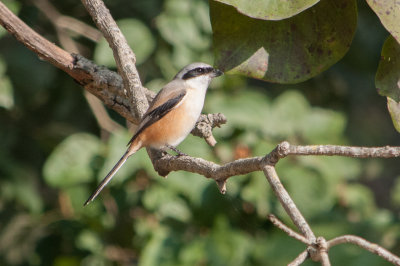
[128,92,186,145]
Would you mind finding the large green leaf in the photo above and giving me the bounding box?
[375,36,400,132]
[366,0,400,44]
[43,133,101,188]
[211,0,357,83]
[376,36,400,101]
[214,0,319,20]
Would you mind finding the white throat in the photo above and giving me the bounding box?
[185,75,212,94]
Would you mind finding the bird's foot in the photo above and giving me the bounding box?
[167,145,188,156]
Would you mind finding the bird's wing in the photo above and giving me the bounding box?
[128,81,187,145]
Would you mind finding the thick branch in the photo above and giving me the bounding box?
[0,2,135,122]
[81,0,148,121]
[151,152,264,180]
[72,54,154,122]
[0,2,75,76]
[150,141,400,192]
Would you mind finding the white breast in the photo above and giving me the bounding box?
[167,77,210,147]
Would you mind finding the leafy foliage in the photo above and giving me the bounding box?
[366,0,400,43]
[376,36,400,132]
[211,0,357,83]
[0,0,399,265]
[213,0,320,20]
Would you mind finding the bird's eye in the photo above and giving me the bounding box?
[197,68,204,73]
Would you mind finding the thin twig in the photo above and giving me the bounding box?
[267,214,312,245]
[84,91,124,133]
[56,16,102,42]
[328,235,400,265]
[33,0,101,43]
[288,250,309,266]
[262,164,316,242]
[285,142,400,158]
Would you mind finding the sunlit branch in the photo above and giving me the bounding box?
[80,0,149,121]
[328,235,400,265]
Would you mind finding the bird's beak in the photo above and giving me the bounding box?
[212,68,224,77]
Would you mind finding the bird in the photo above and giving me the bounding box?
[84,62,223,206]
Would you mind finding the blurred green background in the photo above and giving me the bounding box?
[0,0,399,265]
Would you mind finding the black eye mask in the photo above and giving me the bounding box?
[182,67,214,80]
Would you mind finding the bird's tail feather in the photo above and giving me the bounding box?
[84,142,141,206]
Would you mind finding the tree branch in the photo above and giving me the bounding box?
[328,235,400,265]
[263,163,316,241]
[288,250,309,266]
[283,142,400,158]
[80,0,148,122]
[0,2,75,76]
[267,214,312,245]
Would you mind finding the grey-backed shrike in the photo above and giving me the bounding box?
[84,62,223,205]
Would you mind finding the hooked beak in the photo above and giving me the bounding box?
[212,68,224,77]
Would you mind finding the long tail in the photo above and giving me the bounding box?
[84,142,140,206]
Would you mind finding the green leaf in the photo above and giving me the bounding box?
[156,0,211,50]
[207,216,251,265]
[387,97,400,132]
[76,230,103,254]
[158,199,192,222]
[156,15,210,51]
[0,57,14,109]
[43,133,101,188]
[205,89,271,132]
[342,184,376,219]
[214,0,320,20]
[211,0,357,83]
[376,36,400,101]
[179,240,207,265]
[301,107,346,143]
[268,90,310,136]
[279,165,336,217]
[139,226,169,266]
[375,36,400,132]
[94,19,155,67]
[164,170,210,206]
[366,0,400,43]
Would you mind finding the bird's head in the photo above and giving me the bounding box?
[174,62,223,90]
